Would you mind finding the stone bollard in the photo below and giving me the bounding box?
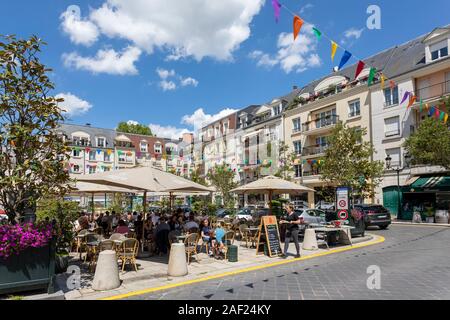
[302,229,319,251]
[92,250,121,291]
[168,243,188,277]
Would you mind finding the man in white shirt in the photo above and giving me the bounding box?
[184,215,199,232]
[151,211,160,226]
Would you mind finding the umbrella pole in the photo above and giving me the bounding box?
[268,190,273,215]
[169,192,173,214]
[91,193,95,221]
[143,191,147,214]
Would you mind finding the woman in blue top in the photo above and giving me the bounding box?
[212,222,226,258]
[201,219,212,254]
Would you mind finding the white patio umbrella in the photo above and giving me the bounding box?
[230,176,315,214]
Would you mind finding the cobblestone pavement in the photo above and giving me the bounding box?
[123,225,450,300]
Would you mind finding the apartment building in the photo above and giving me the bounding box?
[370,26,450,217]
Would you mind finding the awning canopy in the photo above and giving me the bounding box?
[408,175,450,192]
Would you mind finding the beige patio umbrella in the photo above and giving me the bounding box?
[231,176,315,214]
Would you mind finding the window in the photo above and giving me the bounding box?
[384,116,400,137]
[316,109,337,128]
[294,165,302,178]
[73,165,80,173]
[73,149,81,157]
[292,118,301,133]
[348,99,361,118]
[431,46,448,61]
[154,143,162,154]
[384,86,399,107]
[118,153,126,163]
[272,105,281,116]
[89,151,96,161]
[96,137,105,148]
[89,166,96,174]
[316,136,328,147]
[140,141,148,153]
[224,122,229,135]
[293,141,302,155]
[386,148,401,167]
[104,151,112,162]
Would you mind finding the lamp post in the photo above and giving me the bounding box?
[385,153,412,218]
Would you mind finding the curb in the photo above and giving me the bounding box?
[99,234,385,301]
[393,221,450,228]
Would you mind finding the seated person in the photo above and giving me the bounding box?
[115,219,129,234]
[154,217,171,255]
[200,219,212,253]
[212,222,226,258]
[184,215,199,233]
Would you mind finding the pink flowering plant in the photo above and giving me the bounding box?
[0,223,53,260]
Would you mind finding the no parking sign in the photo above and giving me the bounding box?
[338,210,348,221]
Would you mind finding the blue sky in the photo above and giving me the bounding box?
[2,0,449,138]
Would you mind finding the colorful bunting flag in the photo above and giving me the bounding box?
[331,41,338,61]
[312,27,322,41]
[429,106,435,117]
[440,111,446,121]
[368,67,377,86]
[271,0,281,23]
[400,92,411,105]
[293,16,304,40]
[435,108,441,118]
[425,103,430,111]
[407,95,417,109]
[445,113,449,124]
[419,99,423,112]
[354,60,365,79]
[338,50,352,70]
[380,74,385,90]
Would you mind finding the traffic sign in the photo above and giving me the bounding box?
[339,200,347,208]
[338,210,348,220]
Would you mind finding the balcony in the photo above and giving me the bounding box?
[302,144,329,158]
[302,115,339,136]
[416,80,450,103]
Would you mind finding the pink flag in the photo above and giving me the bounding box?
[272,0,281,23]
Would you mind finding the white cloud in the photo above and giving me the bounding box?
[62,46,142,75]
[127,120,139,125]
[156,68,176,80]
[159,80,177,91]
[60,7,99,46]
[55,93,92,116]
[250,24,321,73]
[182,108,238,130]
[180,77,199,87]
[299,4,314,14]
[148,124,191,140]
[82,0,264,62]
[344,28,364,40]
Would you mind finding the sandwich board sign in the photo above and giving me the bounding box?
[256,216,282,257]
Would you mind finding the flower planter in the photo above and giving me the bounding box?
[0,237,56,295]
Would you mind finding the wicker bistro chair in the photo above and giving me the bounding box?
[83,233,102,263]
[89,239,115,272]
[118,238,139,272]
[238,224,250,247]
[222,231,236,259]
[184,233,200,265]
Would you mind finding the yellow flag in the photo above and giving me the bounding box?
[445,113,449,124]
[331,41,338,61]
[380,74,385,90]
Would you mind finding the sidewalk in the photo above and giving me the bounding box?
[56,234,383,300]
[392,220,450,227]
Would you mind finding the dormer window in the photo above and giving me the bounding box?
[423,28,450,64]
[96,137,106,148]
[431,44,448,61]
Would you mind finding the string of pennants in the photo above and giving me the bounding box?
[271,1,449,124]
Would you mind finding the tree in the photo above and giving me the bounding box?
[0,35,71,223]
[404,118,450,169]
[117,121,153,136]
[207,164,238,208]
[320,123,384,200]
[275,142,297,181]
[190,166,207,186]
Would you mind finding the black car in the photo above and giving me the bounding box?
[353,204,392,230]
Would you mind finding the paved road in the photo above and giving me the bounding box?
[124,225,450,300]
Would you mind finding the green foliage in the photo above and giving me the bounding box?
[404,118,450,170]
[207,164,238,208]
[109,193,127,213]
[270,199,289,218]
[189,166,207,186]
[191,199,218,216]
[117,121,153,136]
[275,142,297,181]
[0,35,71,223]
[320,123,384,200]
[36,198,79,254]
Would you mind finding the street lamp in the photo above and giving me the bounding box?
[385,153,412,218]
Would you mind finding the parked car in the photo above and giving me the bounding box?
[353,204,392,230]
[293,200,309,210]
[315,201,335,211]
[226,208,253,222]
[216,208,236,219]
[295,209,327,225]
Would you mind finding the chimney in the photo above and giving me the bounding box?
[293,85,298,90]
[85,123,91,127]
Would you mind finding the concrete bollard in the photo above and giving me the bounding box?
[302,229,319,251]
[168,243,188,277]
[92,250,121,291]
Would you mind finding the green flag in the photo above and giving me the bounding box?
[440,110,446,121]
[419,99,423,112]
[368,67,377,86]
[312,27,322,40]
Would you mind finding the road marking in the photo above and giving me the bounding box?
[101,235,385,300]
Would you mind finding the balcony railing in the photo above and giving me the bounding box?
[302,115,339,133]
[416,80,450,101]
[302,144,329,157]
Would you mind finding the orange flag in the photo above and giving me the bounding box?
[407,95,417,109]
[293,16,304,40]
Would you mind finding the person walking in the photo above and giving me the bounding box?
[280,203,302,259]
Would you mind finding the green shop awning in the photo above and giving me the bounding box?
[408,175,450,192]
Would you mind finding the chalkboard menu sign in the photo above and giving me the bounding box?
[256,216,282,257]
